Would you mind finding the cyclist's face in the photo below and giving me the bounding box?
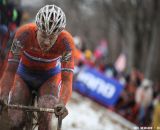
[37,30,57,51]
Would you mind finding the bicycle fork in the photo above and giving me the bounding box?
[57,115,62,130]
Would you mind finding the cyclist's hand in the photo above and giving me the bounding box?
[0,99,6,115]
[0,95,8,115]
[54,100,68,119]
[0,100,3,114]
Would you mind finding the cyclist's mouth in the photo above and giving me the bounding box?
[39,44,51,51]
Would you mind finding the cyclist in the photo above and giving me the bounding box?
[0,4,75,130]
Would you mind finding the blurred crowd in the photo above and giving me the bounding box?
[0,0,23,78]
[0,0,22,33]
[73,36,160,128]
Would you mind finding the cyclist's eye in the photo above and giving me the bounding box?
[50,36,56,40]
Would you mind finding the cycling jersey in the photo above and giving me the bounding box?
[8,23,74,71]
[8,23,75,90]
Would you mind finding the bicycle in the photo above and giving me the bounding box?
[0,97,63,130]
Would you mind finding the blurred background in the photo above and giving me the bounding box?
[0,0,160,130]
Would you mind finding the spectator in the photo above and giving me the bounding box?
[135,79,154,126]
[152,95,160,129]
[0,25,10,78]
[0,0,22,32]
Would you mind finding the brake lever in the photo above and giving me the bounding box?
[57,115,62,130]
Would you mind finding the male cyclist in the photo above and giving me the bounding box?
[0,4,74,130]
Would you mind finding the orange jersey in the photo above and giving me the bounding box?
[8,23,75,72]
[5,23,75,104]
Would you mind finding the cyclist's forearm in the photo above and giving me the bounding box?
[60,71,73,105]
[2,62,18,77]
[0,62,18,97]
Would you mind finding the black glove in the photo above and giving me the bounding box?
[54,100,68,119]
[0,101,3,114]
[0,96,8,115]
[0,100,5,115]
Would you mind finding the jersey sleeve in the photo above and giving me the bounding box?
[59,31,75,104]
[8,25,30,63]
[61,31,75,73]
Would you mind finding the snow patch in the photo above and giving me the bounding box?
[62,92,131,130]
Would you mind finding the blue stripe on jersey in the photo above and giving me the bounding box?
[23,51,62,63]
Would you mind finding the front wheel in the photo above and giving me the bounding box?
[24,111,38,130]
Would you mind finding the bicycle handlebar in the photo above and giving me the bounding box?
[0,100,62,130]
[7,104,55,113]
[0,100,55,113]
